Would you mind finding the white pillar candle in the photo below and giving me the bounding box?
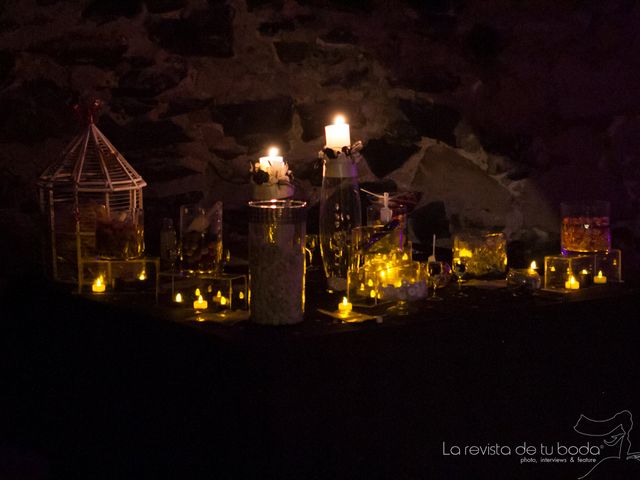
[259,147,284,172]
[324,115,351,150]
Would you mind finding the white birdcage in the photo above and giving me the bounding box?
[38,110,147,282]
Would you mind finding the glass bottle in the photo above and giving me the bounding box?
[319,152,362,292]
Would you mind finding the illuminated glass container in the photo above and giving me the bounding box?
[594,249,622,283]
[452,230,507,278]
[543,254,595,289]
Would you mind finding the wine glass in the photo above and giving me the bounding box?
[451,257,468,297]
[427,261,445,301]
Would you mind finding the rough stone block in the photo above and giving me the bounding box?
[362,138,420,179]
[211,96,293,138]
[398,99,460,146]
[147,6,234,57]
[145,0,187,14]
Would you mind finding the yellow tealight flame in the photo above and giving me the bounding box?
[195,288,201,297]
[92,275,106,293]
[580,269,588,274]
[220,296,228,306]
[342,297,349,306]
[402,253,409,261]
[597,270,604,278]
[550,266,556,272]
[367,279,374,287]
[207,285,213,293]
[175,292,183,303]
[268,146,279,157]
[360,283,365,291]
[530,261,537,270]
[370,289,376,298]
[239,291,245,300]
[138,270,146,281]
[333,114,346,125]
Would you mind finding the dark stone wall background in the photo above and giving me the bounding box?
[1,0,639,276]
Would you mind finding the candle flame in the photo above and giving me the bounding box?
[216,290,222,298]
[94,276,103,287]
[175,292,183,303]
[530,261,537,271]
[342,296,348,306]
[220,296,227,306]
[267,146,279,157]
[597,270,603,278]
[197,295,204,302]
[569,275,577,285]
[333,114,346,125]
[402,253,409,261]
[195,288,201,297]
[138,271,146,281]
[239,291,245,300]
[370,289,376,298]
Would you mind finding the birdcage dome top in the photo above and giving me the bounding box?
[38,123,146,193]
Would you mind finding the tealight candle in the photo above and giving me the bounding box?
[92,276,106,293]
[174,292,183,303]
[594,270,607,284]
[324,115,351,150]
[193,294,208,310]
[258,146,284,173]
[564,275,580,290]
[528,261,537,274]
[338,296,352,316]
[220,296,228,306]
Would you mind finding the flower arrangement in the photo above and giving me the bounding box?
[250,147,295,200]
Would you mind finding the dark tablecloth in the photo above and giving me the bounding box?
[2,275,640,479]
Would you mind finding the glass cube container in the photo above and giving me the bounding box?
[543,254,595,289]
[452,230,507,278]
[594,249,622,283]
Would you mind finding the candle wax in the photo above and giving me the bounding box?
[324,116,351,150]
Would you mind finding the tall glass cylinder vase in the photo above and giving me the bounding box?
[248,200,307,325]
[319,154,362,292]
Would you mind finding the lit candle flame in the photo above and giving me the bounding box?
[530,261,537,271]
[138,271,146,281]
[220,296,227,306]
[195,288,201,297]
[175,292,183,303]
[334,114,346,124]
[597,270,603,278]
[239,291,245,300]
[267,146,279,157]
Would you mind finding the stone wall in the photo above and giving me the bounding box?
[1,0,639,276]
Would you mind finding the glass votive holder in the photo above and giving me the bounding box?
[594,249,622,283]
[452,230,507,278]
[376,261,428,302]
[543,254,595,289]
[506,268,541,291]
